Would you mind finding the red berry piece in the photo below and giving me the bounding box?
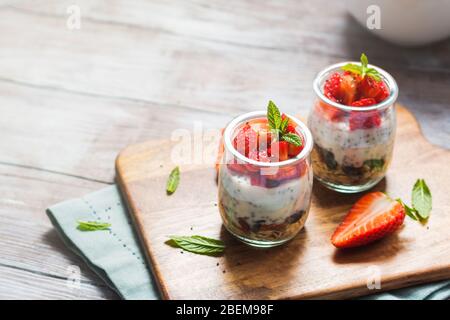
[351,98,377,107]
[349,110,381,130]
[331,192,405,249]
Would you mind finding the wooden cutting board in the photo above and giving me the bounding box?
[116,105,450,300]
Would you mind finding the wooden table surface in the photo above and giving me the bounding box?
[0,0,448,299]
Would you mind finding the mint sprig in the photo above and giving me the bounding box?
[167,235,225,255]
[266,100,302,148]
[341,53,382,82]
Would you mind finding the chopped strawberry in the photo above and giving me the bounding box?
[288,144,302,157]
[286,124,296,134]
[227,163,247,175]
[277,165,299,180]
[233,124,257,156]
[351,98,377,107]
[316,101,344,121]
[340,74,358,105]
[324,54,391,107]
[331,192,405,249]
[359,76,389,103]
[324,72,342,102]
[349,110,381,130]
[288,134,304,157]
[374,81,389,103]
[270,141,289,161]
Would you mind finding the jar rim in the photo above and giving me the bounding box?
[313,61,399,112]
[223,111,313,167]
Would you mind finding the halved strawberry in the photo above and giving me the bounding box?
[331,192,405,249]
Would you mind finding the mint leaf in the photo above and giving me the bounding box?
[282,133,302,147]
[341,63,362,75]
[267,100,281,131]
[280,117,289,134]
[396,199,419,221]
[412,179,432,219]
[366,68,382,82]
[168,235,225,255]
[77,220,111,231]
[166,166,180,195]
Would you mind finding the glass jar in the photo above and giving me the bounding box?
[218,111,313,247]
[308,62,398,193]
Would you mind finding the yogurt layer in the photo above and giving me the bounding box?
[219,166,312,226]
[309,112,395,166]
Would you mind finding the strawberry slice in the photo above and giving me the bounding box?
[331,192,405,249]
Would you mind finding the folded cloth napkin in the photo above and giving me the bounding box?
[46,186,159,300]
[47,186,449,300]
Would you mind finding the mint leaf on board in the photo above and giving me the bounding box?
[267,100,281,131]
[77,220,111,231]
[282,133,302,147]
[412,179,432,219]
[168,235,225,255]
[166,166,180,195]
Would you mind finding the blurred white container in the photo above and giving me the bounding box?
[346,0,450,46]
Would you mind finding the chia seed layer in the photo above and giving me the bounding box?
[218,165,312,242]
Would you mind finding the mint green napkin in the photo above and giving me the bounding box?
[46,186,159,300]
[47,185,449,300]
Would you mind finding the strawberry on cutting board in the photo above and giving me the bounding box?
[331,192,405,249]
